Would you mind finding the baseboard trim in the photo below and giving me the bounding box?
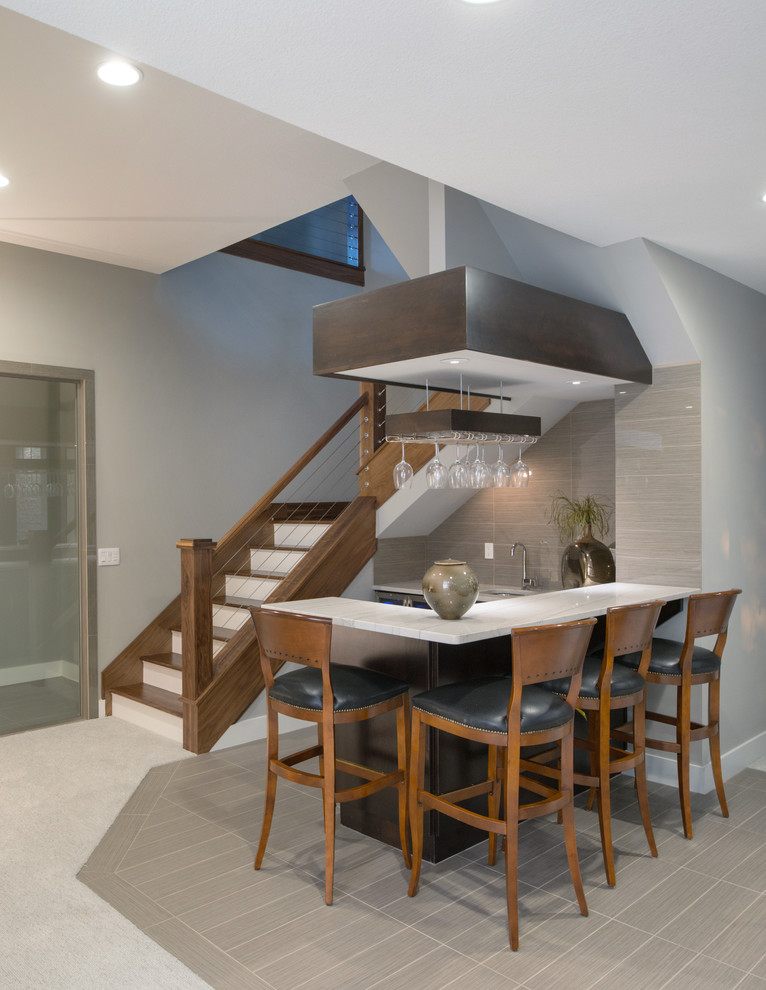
[0,659,79,686]
[645,728,766,793]
[212,713,307,750]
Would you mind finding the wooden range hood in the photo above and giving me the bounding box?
[313,266,652,402]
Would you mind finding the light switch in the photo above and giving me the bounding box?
[98,547,120,566]
[484,542,494,559]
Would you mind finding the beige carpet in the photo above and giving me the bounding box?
[0,717,211,989]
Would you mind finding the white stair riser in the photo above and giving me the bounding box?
[272,522,331,548]
[111,694,183,744]
[249,548,306,574]
[212,603,250,630]
[224,574,281,601]
[143,660,182,694]
[172,631,226,656]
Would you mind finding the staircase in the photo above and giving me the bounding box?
[101,384,486,753]
[108,512,337,745]
[101,391,376,753]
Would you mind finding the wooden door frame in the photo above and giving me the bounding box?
[0,359,97,721]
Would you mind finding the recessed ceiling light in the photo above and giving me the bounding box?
[97,60,143,86]
[441,357,469,365]
[761,192,766,203]
[568,380,583,385]
[0,173,9,188]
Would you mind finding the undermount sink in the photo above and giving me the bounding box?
[479,586,539,598]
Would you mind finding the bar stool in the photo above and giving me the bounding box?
[407,617,596,951]
[612,589,741,839]
[540,600,664,886]
[250,606,412,904]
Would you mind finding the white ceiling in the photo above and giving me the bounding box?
[1,0,765,293]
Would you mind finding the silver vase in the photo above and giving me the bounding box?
[561,525,615,589]
[422,558,479,619]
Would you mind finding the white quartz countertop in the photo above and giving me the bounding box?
[373,582,539,601]
[264,583,697,646]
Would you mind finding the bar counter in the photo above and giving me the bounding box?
[264,582,696,861]
[264,582,696,643]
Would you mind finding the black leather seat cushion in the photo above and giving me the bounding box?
[412,676,573,735]
[270,663,409,712]
[616,637,721,678]
[541,655,645,700]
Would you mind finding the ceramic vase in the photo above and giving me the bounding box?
[560,524,615,589]
[422,558,479,620]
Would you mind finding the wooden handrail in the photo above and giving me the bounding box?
[103,392,374,750]
[181,393,369,705]
[213,392,368,570]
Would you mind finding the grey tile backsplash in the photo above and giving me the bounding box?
[375,365,701,592]
[615,364,701,587]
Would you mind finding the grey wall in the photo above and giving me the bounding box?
[0,225,406,671]
[616,364,701,587]
[645,245,766,761]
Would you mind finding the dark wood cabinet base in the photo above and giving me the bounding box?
[332,624,510,862]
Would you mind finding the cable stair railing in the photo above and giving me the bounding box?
[102,390,376,753]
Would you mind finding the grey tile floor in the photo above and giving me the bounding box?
[79,728,766,990]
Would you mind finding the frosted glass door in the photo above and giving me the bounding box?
[0,375,83,733]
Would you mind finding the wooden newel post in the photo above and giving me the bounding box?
[176,538,216,702]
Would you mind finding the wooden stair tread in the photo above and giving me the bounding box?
[213,595,262,609]
[213,625,238,641]
[239,569,288,580]
[254,549,304,555]
[111,683,183,717]
[271,501,348,522]
[142,652,183,671]
[170,625,239,641]
[245,570,291,578]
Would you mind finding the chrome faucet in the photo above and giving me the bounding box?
[511,542,534,589]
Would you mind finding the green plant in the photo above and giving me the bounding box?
[547,492,612,543]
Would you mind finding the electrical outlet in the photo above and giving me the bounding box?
[97,547,120,566]
[484,542,494,559]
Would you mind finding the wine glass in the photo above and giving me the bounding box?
[426,444,448,489]
[470,445,492,489]
[448,446,470,488]
[393,441,414,489]
[510,446,530,488]
[492,445,511,487]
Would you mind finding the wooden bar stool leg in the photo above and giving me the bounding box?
[487,745,503,867]
[677,683,693,840]
[633,693,658,858]
[255,706,279,870]
[322,719,336,905]
[594,709,616,887]
[396,699,412,869]
[708,678,728,818]
[504,747,521,951]
[317,723,324,776]
[586,710,598,812]
[408,712,427,898]
[561,732,588,917]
